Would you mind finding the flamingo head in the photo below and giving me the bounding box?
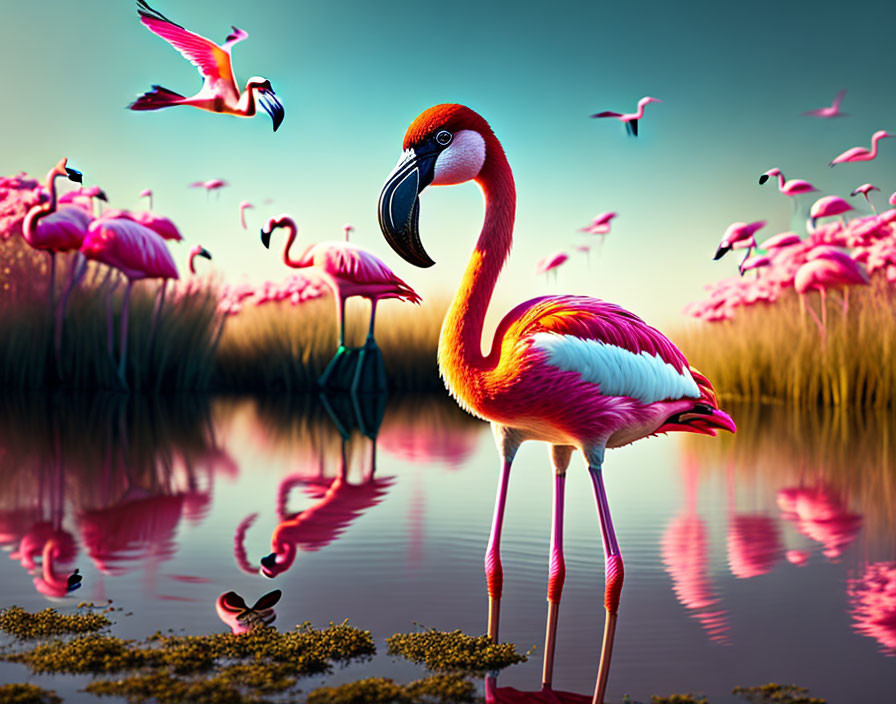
[639,96,662,107]
[260,543,295,578]
[872,130,891,141]
[758,168,781,185]
[52,158,82,184]
[379,104,496,267]
[188,245,212,274]
[247,77,284,132]
[260,214,294,249]
[239,200,254,211]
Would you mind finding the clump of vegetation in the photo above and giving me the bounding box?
[0,606,110,639]
[307,673,475,704]
[85,673,263,704]
[386,628,528,673]
[0,683,61,704]
[7,634,152,673]
[732,683,826,704]
[677,281,896,407]
[652,695,709,704]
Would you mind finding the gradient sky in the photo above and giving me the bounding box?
[2,0,895,327]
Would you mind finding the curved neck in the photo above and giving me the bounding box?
[23,167,63,240]
[237,82,257,117]
[633,101,647,119]
[776,173,787,191]
[277,218,305,268]
[439,146,516,372]
[869,134,883,157]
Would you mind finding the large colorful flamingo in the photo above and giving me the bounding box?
[260,214,421,392]
[377,104,734,703]
[129,1,285,131]
[590,97,661,137]
[829,130,892,166]
[802,89,847,118]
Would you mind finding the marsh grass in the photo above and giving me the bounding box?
[677,278,896,407]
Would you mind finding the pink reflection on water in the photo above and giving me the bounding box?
[727,465,782,579]
[848,561,896,655]
[485,675,590,703]
[777,484,863,560]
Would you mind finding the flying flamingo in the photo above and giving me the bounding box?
[590,97,661,137]
[238,200,254,229]
[850,184,880,214]
[80,214,179,388]
[139,188,153,210]
[377,104,734,703]
[758,168,816,197]
[260,214,421,392]
[190,179,229,197]
[803,89,847,118]
[829,130,892,167]
[129,1,285,131]
[578,212,617,233]
[188,245,212,274]
[713,220,766,272]
[573,244,592,267]
[536,251,568,282]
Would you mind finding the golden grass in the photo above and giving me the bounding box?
[676,278,896,407]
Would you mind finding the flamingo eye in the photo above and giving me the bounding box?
[435,130,452,146]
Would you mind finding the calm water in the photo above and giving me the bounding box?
[0,394,893,702]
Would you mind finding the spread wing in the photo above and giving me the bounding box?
[137,1,236,91]
[591,111,622,118]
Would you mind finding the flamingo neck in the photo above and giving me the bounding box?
[237,83,258,117]
[776,173,787,192]
[278,218,306,268]
[23,169,63,243]
[438,144,516,384]
[634,101,647,119]
[869,134,883,157]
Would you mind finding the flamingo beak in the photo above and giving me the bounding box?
[96,189,108,202]
[198,246,212,261]
[257,88,284,132]
[65,168,83,184]
[260,227,273,249]
[260,552,278,578]
[378,146,438,268]
[713,243,731,260]
[758,174,769,185]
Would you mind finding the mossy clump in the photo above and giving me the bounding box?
[652,695,709,704]
[0,683,62,704]
[0,606,110,638]
[85,673,263,704]
[307,673,475,704]
[6,634,151,673]
[386,629,527,674]
[732,683,826,704]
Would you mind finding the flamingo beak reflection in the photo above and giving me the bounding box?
[260,552,277,578]
[378,146,439,268]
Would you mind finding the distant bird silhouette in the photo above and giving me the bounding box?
[591,97,661,136]
[802,89,847,118]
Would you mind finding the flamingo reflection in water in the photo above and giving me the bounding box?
[216,589,281,634]
[777,483,863,561]
[485,674,591,704]
[661,453,729,643]
[848,562,896,656]
[727,464,782,579]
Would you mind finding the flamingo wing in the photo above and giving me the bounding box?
[831,88,846,110]
[222,26,249,51]
[591,111,622,119]
[137,1,236,92]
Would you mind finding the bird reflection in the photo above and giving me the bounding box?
[216,589,281,634]
[661,453,729,643]
[848,561,896,655]
[237,391,394,579]
[484,675,591,703]
[777,484,863,561]
[727,464,782,579]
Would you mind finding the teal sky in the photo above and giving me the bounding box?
[2,0,895,327]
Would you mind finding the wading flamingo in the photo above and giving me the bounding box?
[713,220,766,271]
[80,214,179,388]
[591,97,661,137]
[377,104,734,704]
[260,214,421,392]
[794,255,869,335]
[851,184,880,214]
[536,251,568,282]
[829,130,891,166]
[803,89,847,118]
[758,168,816,197]
[809,195,853,228]
[238,200,254,229]
[129,1,285,131]
[190,179,229,197]
[139,188,153,210]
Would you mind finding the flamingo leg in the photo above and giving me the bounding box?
[487,424,521,642]
[542,445,573,688]
[117,280,133,390]
[147,280,168,360]
[843,286,849,316]
[587,447,623,704]
[318,295,349,389]
[350,299,386,394]
[55,254,87,364]
[47,251,56,318]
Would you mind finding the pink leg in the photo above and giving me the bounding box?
[543,445,572,688]
[842,287,849,316]
[587,448,623,704]
[820,287,827,330]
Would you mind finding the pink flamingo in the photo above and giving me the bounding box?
[829,130,892,166]
[777,485,863,561]
[216,590,280,634]
[573,244,592,267]
[809,195,853,228]
[260,214,421,392]
[713,220,766,270]
[890,192,896,207]
[758,168,816,196]
[536,251,568,282]
[377,104,735,703]
[794,255,869,334]
[238,200,254,229]
[578,212,617,232]
[343,223,354,242]
[80,213,179,387]
[761,232,802,251]
[739,254,772,277]
[850,183,881,214]
[591,97,661,137]
[848,562,896,655]
[59,186,108,218]
[190,179,229,197]
[130,1,284,131]
[802,89,847,118]
[139,188,153,210]
[188,245,212,274]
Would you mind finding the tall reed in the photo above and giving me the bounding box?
[677,277,896,407]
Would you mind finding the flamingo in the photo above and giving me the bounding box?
[536,251,568,282]
[238,200,254,229]
[739,254,772,277]
[803,89,847,118]
[129,1,284,131]
[377,104,735,703]
[850,184,880,214]
[829,130,891,166]
[139,188,153,210]
[216,590,280,634]
[188,245,212,274]
[761,232,802,251]
[794,255,869,335]
[713,220,766,271]
[590,97,661,137]
[80,213,179,388]
[809,195,853,228]
[758,168,816,197]
[260,214,421,393]
[190,179,229,197]
[343,223,354,242]
[578,212,617,232]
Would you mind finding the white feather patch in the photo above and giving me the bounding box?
[433,130,486,185]
[532,333,700,404]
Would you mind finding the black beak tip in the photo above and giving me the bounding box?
[758,175,769,185]
[260,552,277,569]
[65,168,83,184]
[200,247,212,260]
[260,229,272,249]
[97,190,108,202]
[713,245,730,261]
